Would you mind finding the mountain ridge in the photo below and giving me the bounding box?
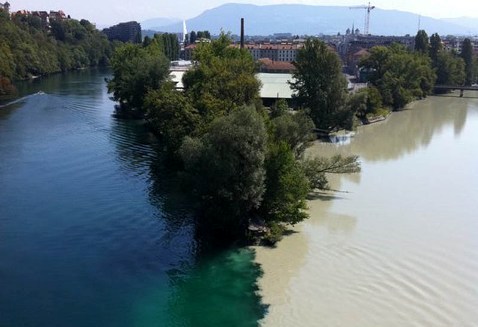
[142,3,478,36]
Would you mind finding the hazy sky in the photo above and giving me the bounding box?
[8,0,478,26]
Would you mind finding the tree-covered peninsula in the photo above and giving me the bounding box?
[0,9,114,99]
[107,34,361,244]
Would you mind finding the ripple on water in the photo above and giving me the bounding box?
[257,96,478,327]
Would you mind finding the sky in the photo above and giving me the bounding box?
[8,0,478,26]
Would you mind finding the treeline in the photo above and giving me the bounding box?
[0,10,114,98]
[142,33,180,60]
[107,34,360,244]
[187,30,211,44]
[350,31,478,120]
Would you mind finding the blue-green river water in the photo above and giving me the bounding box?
[0,69,265,327]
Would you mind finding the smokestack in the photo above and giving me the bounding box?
[240,18,244,49]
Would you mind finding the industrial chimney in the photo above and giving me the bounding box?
[240,18,244,49]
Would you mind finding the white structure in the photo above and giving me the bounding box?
[182,20,188,44]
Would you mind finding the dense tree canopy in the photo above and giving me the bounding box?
[107,43,170,115]
[290,38,352,130]
[145,83,201,153]
[429,33,442,67]
[108,33,361,243]
[0,11,113,97]
[414,30,429,54]
[179,107,268,236]
[182,33,261,124]
[360,44,435,109]
[461,38,474,86]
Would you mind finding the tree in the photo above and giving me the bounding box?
[106,43,170,115]
[461,38,474,86]
[301,155,361,190]
[360,44,435,109]
[145,83,201,154]
[270,98,288,118]
[179,107,268,236]
[260,142,309,227]
[290,38,350,130]
[182,32,261,124]
[414,30,429,54]
[189,31,197,44]
[269,111,315,158]
[435,51,465,86]
[348,86,384,119]
[429,33,443,66]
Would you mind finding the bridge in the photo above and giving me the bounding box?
[434,85,478,97]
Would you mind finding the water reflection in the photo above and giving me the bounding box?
[349,97,469,161]
[108,104,267,325]
[14,68,108,99]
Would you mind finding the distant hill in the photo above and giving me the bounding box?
[140,17,181,30]
[442,17,478,34]
[147,3,478,36]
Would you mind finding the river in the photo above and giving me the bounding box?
[255,95,478,326]
[0,69,265,327]
[2,70,477,327]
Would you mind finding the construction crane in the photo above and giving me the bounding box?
[349,2,375,35]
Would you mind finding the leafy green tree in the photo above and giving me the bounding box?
[179,107,267,236]
[461,38,474,85]
[189,31,197,44]
[107,43,170,114]
[301,155,361,190]
[270,98,288,118]
[473,56,478,85]
[183,32,261,124]
[429,33,443,67]
[0,12,113,82]
[435,51,465,86]
[260,142,309,228]
[290,38,350,130]
[269,111,315,158]
[360,44,435,109]
[415,30,429,54]
[145,83,201,154]
[348,86,384,119]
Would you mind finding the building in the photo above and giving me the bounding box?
[245,43,303,62]
[0,2,10,12]
[258,58,295,73]
[103,21,142,43]
[11,9,68,27]
[49,10,66,21]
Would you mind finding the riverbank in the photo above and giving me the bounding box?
[253,95,478,326]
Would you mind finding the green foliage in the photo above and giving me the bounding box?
[269,111,315,158]
[150,33,180,60]
[145,83,201,153]
[182,33,261,124]
[188,30,211,44]
[360,44,436,110]
[414,30,429,54]
[270,98,288,118]
[107,43,170,113]
[435,51,465,86]
[473,57,478,85]
[179,107,268,234]
[260,142,310,226]
[429,33,442,67]
[348,86,384,119]
[290,38,351,130]
[0,12,113,85]
[461,38,474,86]
[301,155,361,190]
